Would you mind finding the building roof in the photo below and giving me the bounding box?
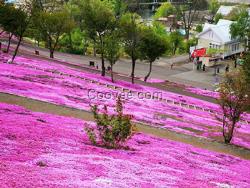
[216,6,235,16]
[218,0,250,5]
[197,19,234,44]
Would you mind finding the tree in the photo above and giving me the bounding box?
[242,53,250,111]
[125,0,140,13]
[104,0,126,18]
[169,31,183,55]
[120,13,142,84]
[139,27,168,82]
[64,0,80,52]
[85,96,134,149]
[243,53,250,86]
[78,0,115,76]
[209,0,220,20]
[175,0,206,39]
[0,0,6,6]
[217,71,249,144]
[104,31,121,83]
[33,10,74,58]
[230,11,250,52]
[152,21,168,37]
[154,2,175,19]
[0,1,33,62]
[0,4,16,53]
[59,28,88,55]
[11,8,30,62]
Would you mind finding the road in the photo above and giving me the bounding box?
[8,41,191,78]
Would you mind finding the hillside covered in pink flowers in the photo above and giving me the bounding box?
[0,102,250,187]
[0,54,249,149]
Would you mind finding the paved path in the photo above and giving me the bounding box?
[2,39,232,90]
[1,39,218,103]
[16,47,217,104]
[2,40,214,88]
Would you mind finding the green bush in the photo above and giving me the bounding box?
[58,28,88,55]
[214,13,223,23]
[85,96,134,149]
[195,24,203,33]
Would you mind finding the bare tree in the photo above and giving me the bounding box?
[175,0,201,39]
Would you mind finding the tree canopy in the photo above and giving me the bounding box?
[139,27,168,82]
[120,12,143,83]
[33,10,74,58]
[154,2,175,19]
[230,10,250,52]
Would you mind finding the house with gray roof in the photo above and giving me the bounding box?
[216,5,236,16]
[196,19,245,58]
[218,0,250,5]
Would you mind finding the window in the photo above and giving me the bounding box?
[209,43,220,49]
[231,43,240,52]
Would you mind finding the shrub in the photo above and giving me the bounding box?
[85,96,134,149]
[195,24,203,33]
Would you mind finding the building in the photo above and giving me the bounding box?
[218,0,250,5]
[196,19,245,59]
[216,5,250,17]
[157,15,183,32]
[14,0,65,10]
[216,5,236,16]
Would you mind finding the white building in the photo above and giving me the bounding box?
[218,0,250,5]
[216,5,236,16]
[196,19,245,58]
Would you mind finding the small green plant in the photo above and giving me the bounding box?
[85,96,134,149]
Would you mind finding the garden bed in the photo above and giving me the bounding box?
[0,102,250,187]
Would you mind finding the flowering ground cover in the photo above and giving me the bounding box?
[0,53,249,149]
[0,102,250,187]
[186,87,220,99]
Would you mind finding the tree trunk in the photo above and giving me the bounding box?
[111,64,114,83]
[50,49,54,58]
[7,33,13,53]
[69,32,73,51]
[186,29,190,40]
[100,35,105,77]
[173,46,177,55]
[223,120,236,144]
[50,37,60,59]
[131,58,136,84]
[101,53,105,76]
[93,41,96,57]
[48,39,53,58]
[244,38,248,52]
[11,36,22,63]
[144,61,152,82]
